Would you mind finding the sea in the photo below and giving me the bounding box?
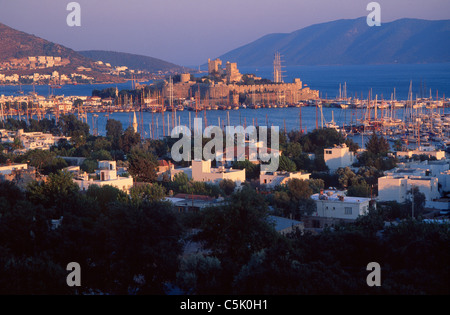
[1,63,450,147]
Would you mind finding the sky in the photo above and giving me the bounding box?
[0,0,449,66]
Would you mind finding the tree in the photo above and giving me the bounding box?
[194,187,277,267]
[80,159,98,173]
[299,128,345,155]
[105,119,123,149]
[120,126,141,154]
[284,142,303,159]
[365,132,390,156]
[86,185,127,211]
[99,201,184,294]
[287,178,313,200]
[347,181,371,198]
[26,170,80,212]
[130,183,166,204]
[58,114,90,139]
[406,186,426,218]
[90,149,113,161]
[232,160,260,181]
[278,155,297,172]
[219,179,236,196]
[336,167,357,188]
[176,254,223,295]
[127,147,158,182]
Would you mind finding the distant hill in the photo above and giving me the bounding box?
[79,50,188,73]
[216,17,450,66]
[0,22,123,83]
[0,22,85,64]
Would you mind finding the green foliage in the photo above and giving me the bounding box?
[278,155,297,172]
[357,133,397,171]
[80,159,98,173]
[90,149,113,161]
[232,160,260,181]
[130,183,166,204]
[176,254,223,295]
[194,187,277,266]
[164,173,223,197]
[58,114,90,139]
[19,149,67,175]
[272,179,316,220]
[26,170,79,211]
[219,179,236,196]
[347,181,371,197]
[86,185,127,211]
[300,128,346,155]
[127,147,158,182]
[105,119,123,149]
[365,132,390,156]
[120,126,141,154]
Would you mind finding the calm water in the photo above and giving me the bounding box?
[80,106,449,149]
[2,63,450,146]
[1,63,449,101]
[239,63,450,101]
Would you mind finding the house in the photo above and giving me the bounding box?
[395,144,446,160]
[396,160,449,177]
[73,160,134,194]
[378,175,440,204]
[324,143,355,173]
[0,162,28,175]
[175,160,246,185]
[268,215,304,235]
[0,162,36,188]
[15,129,69,151]
[165,194,224,213]
[260,171,311,189]
[305,189,373,229]
[156,159,175,181]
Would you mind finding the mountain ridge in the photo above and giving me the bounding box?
[78,50,187,73]
[216,17,450,67]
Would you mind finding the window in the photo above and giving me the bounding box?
[344,207,352,215]
[326,150,332,154]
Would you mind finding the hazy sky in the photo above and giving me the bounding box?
[0,0,449,66]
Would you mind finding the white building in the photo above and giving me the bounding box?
[16,129,69,151]
[73,161,134,194]
[324,143,355,173]
[396,145,446,160]
[260,171,310,189]
[306,190,372,228]
[268,215,304,235]
[438,170,450,193]
[396,160,449,177]
[0,163,28,175]
[177,160,246,185]
[378,175,440,203]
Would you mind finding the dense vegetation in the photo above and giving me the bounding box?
[0,118,448,295]
[0,176,448,295]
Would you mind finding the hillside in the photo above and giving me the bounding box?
[216,17,450,66]
[0,22,123,83]
[79,50,187,73]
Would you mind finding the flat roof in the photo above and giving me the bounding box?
[268,215,302,231]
